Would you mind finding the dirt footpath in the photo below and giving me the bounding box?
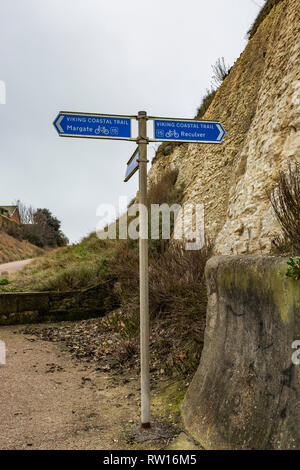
[0,259,34,276]
[0,326,141,450]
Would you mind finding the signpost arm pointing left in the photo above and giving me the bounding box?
[56,115,64,133]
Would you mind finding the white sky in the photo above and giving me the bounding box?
[0,0,261,243]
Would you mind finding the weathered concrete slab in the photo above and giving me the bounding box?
[0,282,116,325]
[182,256,300,450]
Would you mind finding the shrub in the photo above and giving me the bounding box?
[285,257,300,281]
[147,168,181,206]
[4,222,23,240]
[112,169,207,322]
[110,239,212,378]
[149,241,212,318]
[20,226,45,247]
[195,58,231,119]
[33,256,117,292]
[269,163,300,255]
[211,57,231,88]
[112,240,139,317]
[33,208,68,247]
[112,240,212,322]
[145,168,184,255]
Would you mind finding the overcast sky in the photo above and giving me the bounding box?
[0,0,261,243]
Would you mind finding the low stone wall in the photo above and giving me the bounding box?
[0,283,116,325]
[182,256,300,450]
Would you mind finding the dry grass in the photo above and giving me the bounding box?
[149,242,212,377]
[269,163,300,255]
[110,240,212,377]
[149,241,211,318]
[0,230,44,264]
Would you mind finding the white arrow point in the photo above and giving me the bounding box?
[216,124,224,141]
[56,115,64,133]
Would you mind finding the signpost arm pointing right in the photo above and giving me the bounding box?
[138,111,151,428]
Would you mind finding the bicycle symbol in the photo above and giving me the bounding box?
[165,130,179,138]
[110,127,119,135]
[95,126,110,135]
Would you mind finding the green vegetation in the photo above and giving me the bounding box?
[247,0,284,39]
[285,257,300,281]
[4,235,117,292]
[0,278,9,285]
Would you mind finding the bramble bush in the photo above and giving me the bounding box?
[285,257,300,281]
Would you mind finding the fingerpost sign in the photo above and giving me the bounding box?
[124,149,139,182]
[54,110,226,429]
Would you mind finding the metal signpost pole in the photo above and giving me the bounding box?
[137,111,150,428]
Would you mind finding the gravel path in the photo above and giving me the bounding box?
[0,259,34,275]
[0,325,141,450]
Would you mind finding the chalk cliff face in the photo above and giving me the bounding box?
[148,0,300,255]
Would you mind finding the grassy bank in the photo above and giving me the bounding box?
[2,234,117,292]
[0,231,44,265]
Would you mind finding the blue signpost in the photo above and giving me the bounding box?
[124,149,139,182]
[53,112,132,140]
[153,118,225,143]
